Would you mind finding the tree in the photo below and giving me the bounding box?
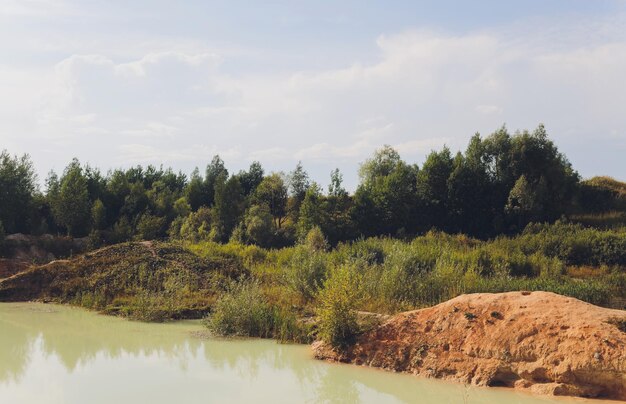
[446,147,492,237]
[289,161,310,201]
[173,197,191,218]
[51,159,91,236]
[91,199,106,230]
[287,161,310,223]
[254,173,288,228]
[212,175,244,242]
[136,213,166,240]
[506,175,539,230]
[242,204,274,247]
[185,168,205,210]
[358,145,401,185]
[354,146,418,236]
[0,151,37,233]
[328,168,347,198]
[416,147,453,230]
[204,155,228,206]
[238,161,264,196]
[297,183,325,240]
[179,207,213,242]
[303,225,328,252]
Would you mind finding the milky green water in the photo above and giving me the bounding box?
[0,303,603,404]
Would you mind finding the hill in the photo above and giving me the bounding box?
[0,241,245,321]
[313,291,626,400]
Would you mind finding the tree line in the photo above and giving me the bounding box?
[0,124,606,248]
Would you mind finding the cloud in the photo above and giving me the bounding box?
[2,12,626,185]
[0,0,73,17]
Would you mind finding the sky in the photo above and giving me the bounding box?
[1,0,625,190]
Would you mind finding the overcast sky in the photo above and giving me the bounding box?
[1,0,625,190]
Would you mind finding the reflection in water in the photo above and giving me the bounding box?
[0,303,603,404]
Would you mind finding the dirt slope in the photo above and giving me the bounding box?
[313,291,626,400]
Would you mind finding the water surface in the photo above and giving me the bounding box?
[0,303,601,403]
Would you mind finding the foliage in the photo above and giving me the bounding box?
[317,265,362,348]
[254,173,288,229]
[207,281,275,337]
[284,245,328,301]
[207,280,311,342]
[48,159,91,236]
[0,151,37,234]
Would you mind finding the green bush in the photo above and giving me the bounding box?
[207,281,275,338]
[206,280,312,342]
[317,265,362,348]
[284,247,328,301]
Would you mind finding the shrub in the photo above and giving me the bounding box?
[207,281,275,338]
[317,265,361,348]
[206,280,311,342]
[284,247,328,301]
[303,226,329,252]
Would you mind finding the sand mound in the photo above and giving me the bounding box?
[313,291,626,400]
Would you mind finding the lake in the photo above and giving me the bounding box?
[0,303,601,404]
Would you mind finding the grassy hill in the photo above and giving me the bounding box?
[0,241,245,321]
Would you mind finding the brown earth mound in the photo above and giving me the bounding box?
[313,291,626,400]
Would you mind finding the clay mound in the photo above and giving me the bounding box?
[313,291,626,400]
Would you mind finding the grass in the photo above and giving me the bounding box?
[1,221,624,344]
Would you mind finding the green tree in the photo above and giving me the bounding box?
[136,213,166,240]
[212,175,244,242]
[506,175,540,230]
[0,151,37,233]
[416,147,453,230]
[297,183,325,240]
[254,173,288,228]
[238,161,264,196]
[328,168,347,198]
[179,206,213,242]
[242,204,275,247]
[185,168,205,210]
[303,225,329,252]
[354,146,418,236]
[173,197,191,217]
[204,155,228,206]
[91,199,106,230]
[358,145,401,184]
[51,159,91,236]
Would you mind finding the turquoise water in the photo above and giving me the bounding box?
[0,303,600,404]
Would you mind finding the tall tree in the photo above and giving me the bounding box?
[354,146,418,236]
[51,159,91,236]
[185,168,206,210]
[238,161,264,196]
[416,147,453,230]
[213,175,244,242]
[328,168,347,198]
[254,173,288,228]
[0,151,37,233]
[204,155,228,207]
[297,183,325,240]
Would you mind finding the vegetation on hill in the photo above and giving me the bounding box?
[5,220,623,345]
[0,125,624,347]
[0,124,603,248]
[0,242,245,321]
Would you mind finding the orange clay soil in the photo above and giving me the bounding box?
[313,291,626,400]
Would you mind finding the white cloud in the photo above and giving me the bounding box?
[2,11,626,185]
